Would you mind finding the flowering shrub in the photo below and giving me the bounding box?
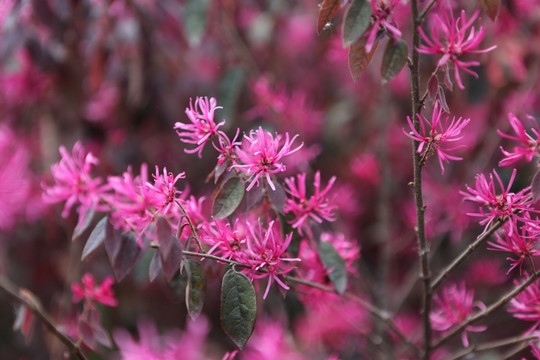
[2,1,540,360]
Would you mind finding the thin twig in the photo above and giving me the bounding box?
[432,270,540,349]
[442,334,538,360]
[0,275,88,360]
[175,201,205,252]
[410,1,431,358]
[419,0,438,22]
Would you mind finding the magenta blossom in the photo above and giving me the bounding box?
[418,8,497,89]
[498,113,540,166]
[461,168,536,237]
[174,97,225,157]
[145,166,185,216]
[234,126,303,191]
[213,129,241,167]
[508,276,540,334]
[284,171,337,236]
[202,218,246,260]
[403,100,470,174]
[431,283,487,347]
[365,0,402,53]
[241,220,301,299]
[43,142,109,225]
[72,273,118,307]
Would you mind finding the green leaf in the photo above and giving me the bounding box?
[81,216,107,261]
[318,241,348,294]
[381,38,408,83]
[212,176,245,219]
[478,0,500,21]
[348,36,378,82]
[221,269,257,349]
[185,260,206,319]
[342,0,372,48]
[181,0,210,47]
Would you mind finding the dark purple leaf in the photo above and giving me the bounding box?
[156,216,173,255]
[221,270,256,350]
[317,0,341,35]
[81,216,108,261]
[149,250,161,282]
[343,0,372,48]
[214,160,230,184]
[245,183,265,210]
[348,36,378,82]
[160,235,183,281]
[105,221,141,281]
[212,176,245,219]
[381,39,408,83]
[73,209,96,242]
[437,86,450,113]
[268,182,287,213]
[478,0,500,21]
[428,74,439,101]
[531,169,540,205]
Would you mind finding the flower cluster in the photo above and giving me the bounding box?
[418,7,496,89]
[403,100,470,174]
[365,0,402,52]
[498,113,540,166]
[431,283,486,347]
[508,277,540,333]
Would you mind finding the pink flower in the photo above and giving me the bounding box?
[213,129,241,167]
[174,97,225,157]
[234,126,303,191]
[488,221,540,274]
[284,171,337,236]
[145,166,185,216]
[241,318,304,360]
[202,218,246,260]
[461,168,536,237]
[241,220,300,299]
[418,8,497,89]
[365,0,403,53]
[403,100,470,174]
[508,276,540,333]
[498,113,540,166]
[43,142,108,225]
[71,273,118,307]
[431,283,487,347]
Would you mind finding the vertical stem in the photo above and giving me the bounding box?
[410,1,431,358]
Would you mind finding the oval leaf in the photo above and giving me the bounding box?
[478,0,500,21]
[105,224,141,281]
[221,269,256,350]
[342,0,372,48]
[428,74,439,101]
[348,36,378,82]
[185,260,206,319]
[212,176,245,219]
[73,209,96,242]
[268,182,287,213]
[160,235,183,282]
[317,0,341,35]
[319,241,348,294]
[381,38,408,83]
[149,250,161,282]
[81,216,108,261]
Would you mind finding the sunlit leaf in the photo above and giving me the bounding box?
[221,269,256,350]
[81,216,107,261]
[317,0,341,35]
[212,176,245,219]
[319,241,348,294]
[342,0,372,48]
[381,39,408,83]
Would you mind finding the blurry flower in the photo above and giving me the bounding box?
[43,142,108,226]
[71,273,118,307]
[498,113,540,166]
[213,129,241,167]
[508,276,540,333]
[351,152,381,186]
[84,82,119,123]
[431,283,487,347]
[284,171,337,236]
[403,100,470,174]
[418,8,496,89]
[174,97,225,157]
[234,126,303,191]
[365,0,403,52]
[461,168,536,237]
[241,318,304,360]
[241,220,300,299]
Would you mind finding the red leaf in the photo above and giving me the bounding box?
[317,0,341,35]
[348,36,378,82]
[478,0,500,21]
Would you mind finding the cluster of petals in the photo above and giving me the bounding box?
[508,276,540,333]
[42,141,109,224]
[240,219,300,299]
[145,166,185,215]
[461,168,536,237]
[71,273,118,307]
[202,218,246,260]
[174,97,225,158]
[284,171,337,236]
[430,283,487,347]
[488,220,540,274]
[498,113,540,166]
[234,126,303,191]
[418,8,497,89]
[365,0,402,52]
[213,128,241,167]
[403,100,470,174]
